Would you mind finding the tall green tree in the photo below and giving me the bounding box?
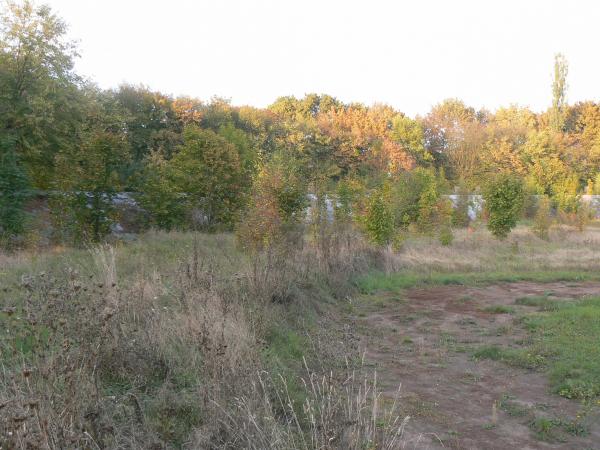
[0,145,29,241]
[550,53,568,132]
[114,84,182,162]
[390,114,431,164]
[0,0,81,187]
[139,126,244,229]
[54,130,129,243]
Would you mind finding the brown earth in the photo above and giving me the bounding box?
[351,282,600,450]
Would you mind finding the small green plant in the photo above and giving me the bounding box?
[529,416,561,442]
[472,345,545,369]
[483,305,514,314]
[438,226,454,246]
[515,295,563,311]
[498,395,530,418]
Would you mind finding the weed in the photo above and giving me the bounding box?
[472,345,546,369]
[498,395,530,418]
[529,416,562,442]
[515,295,565,311]
[482,305,515,314]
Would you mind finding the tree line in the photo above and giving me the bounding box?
[1,1,599,247]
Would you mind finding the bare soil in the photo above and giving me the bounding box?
[351,282,600,450]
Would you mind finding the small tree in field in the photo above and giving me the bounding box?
[575,202,592,232]
[53,129,129,243]
[532,195,552,240]
[437,197,454,246]
[416,183,438,234]
[483,174,525,239]
[236,151,307,253]
[364,185,395,246]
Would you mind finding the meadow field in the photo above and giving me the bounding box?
[2,224,600,449]
[3,2,600,448]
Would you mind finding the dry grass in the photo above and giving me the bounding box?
[0,230,405,449]
[383,224,600,274]
[208,359,409,450]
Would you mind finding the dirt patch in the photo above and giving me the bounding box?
[352,282,600,449]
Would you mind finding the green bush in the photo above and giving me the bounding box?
[364,185,394,246]
[438,226,454,246]
[483,174,525,239]
[390,168,439,230]
[416,183,438,233]
[552,173,580,215]
[138,126,245,230]
[52,129,128,243]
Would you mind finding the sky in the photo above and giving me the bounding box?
[42,0,600,117]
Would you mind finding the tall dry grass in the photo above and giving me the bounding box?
[0,230,405,449]
[208,359,409,450]
[382,224,600,274]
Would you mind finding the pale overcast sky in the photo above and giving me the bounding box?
[43,0,600,116]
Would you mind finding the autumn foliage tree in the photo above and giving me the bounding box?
[236,151,307,252]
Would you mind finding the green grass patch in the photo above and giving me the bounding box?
[529,416,564,442]
[523,298,600,400]
[356,270,599,294]
[482,305,515,314]
[515,295,566,311]
[472,345,546,369]
[475,298,600,401]
[264,325,307,364]
[498,394,532,418]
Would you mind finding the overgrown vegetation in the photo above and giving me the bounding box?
[0,231,410,449]
[3,1,600,448]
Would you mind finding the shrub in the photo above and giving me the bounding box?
[552,173,580,215]
[533,195,552,240]
[575,202,592,232]
[593,172,600,195]
[452,191,471,228]
[437,197,454,245]
[416,183,438,233]
[439,226,454,246]
[364,184,395,246]
[236,151,307,253]
[390,167,438,229]
[136,152,188,230]
[483,174,525,239]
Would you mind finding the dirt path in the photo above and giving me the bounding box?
[352,282,600,450]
